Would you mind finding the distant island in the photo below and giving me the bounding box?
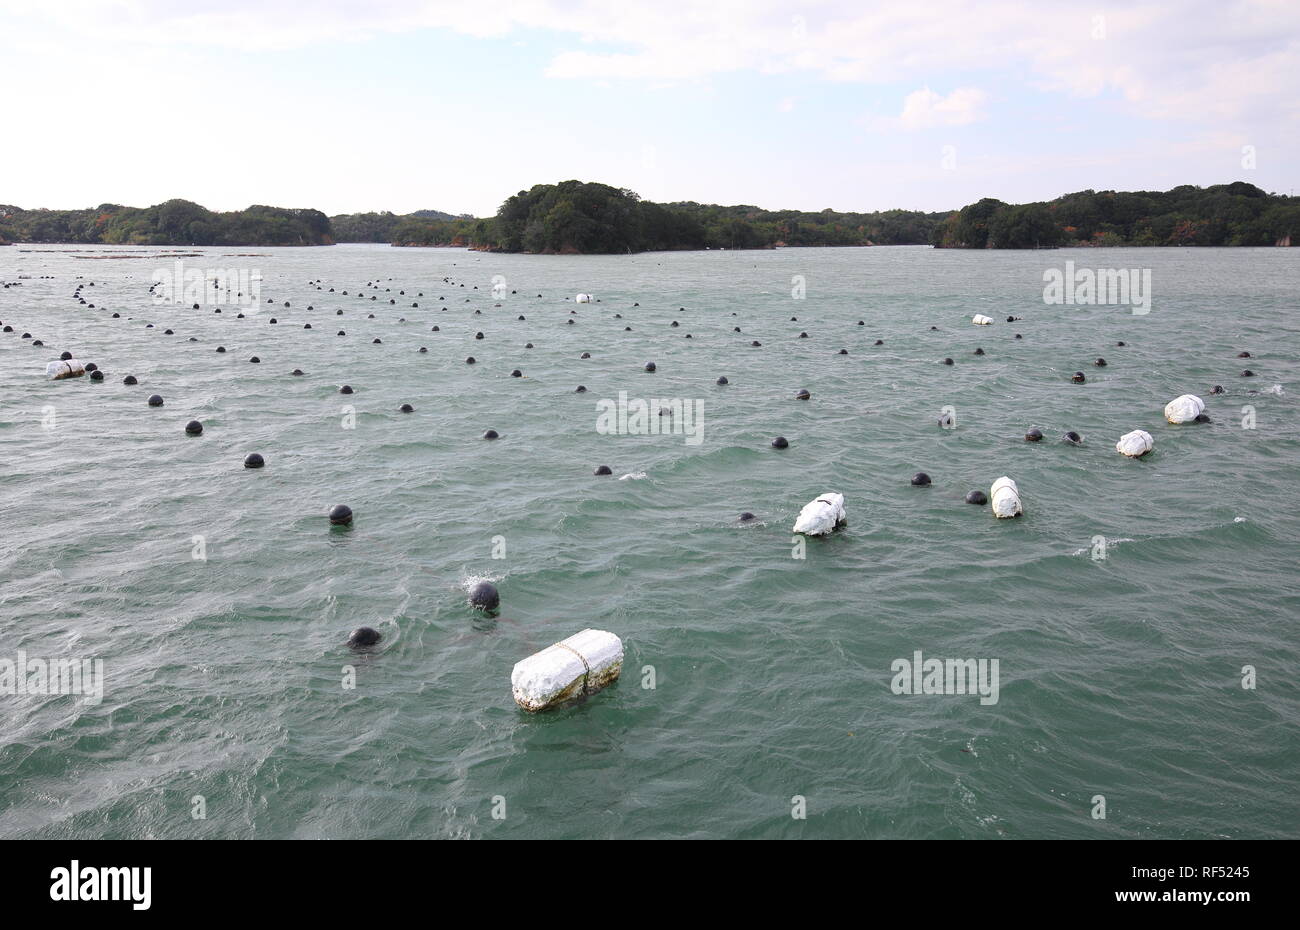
[3,181,1295,251]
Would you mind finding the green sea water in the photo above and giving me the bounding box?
[1,243,1297,839]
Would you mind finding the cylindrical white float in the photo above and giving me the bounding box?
[46,360,85,379]
[990,476,1022,518]
[1115,429,1154,457]
[971,314,993,325]
[1163,394,1205,424]
[511,629,623,712]
[575,293,592,303]
[792,492,846,535]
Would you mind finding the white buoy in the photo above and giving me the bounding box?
[1116,429,1154,457]
[971,314,993,325]
[575,293,592,304]
[46,360,85,379]
[792,492,846,535]
[990,476,1022,518]
[511,629,623,712]
[1163,394,1205,424]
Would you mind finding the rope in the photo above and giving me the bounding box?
[554,642,591,695]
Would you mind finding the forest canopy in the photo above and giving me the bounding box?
[0,200,332,246]
[4,181,1296,251]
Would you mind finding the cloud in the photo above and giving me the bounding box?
[894,87,987,130]
[1,0,1297,131]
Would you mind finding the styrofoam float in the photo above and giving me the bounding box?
[511,629,623,712]
[1163,394,1205,424]
[46,360,86,379]
[792,492,846,535]
[575,293,592,303]
[1116,429,1154,457]
[971,314,993,325]
[990,476,1022,518]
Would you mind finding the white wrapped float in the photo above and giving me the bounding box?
[990,476,1022,518]
[511,629,623,712]
[46,360,85,379]
[792,492,846,536]
[971,314,993,325]
[1164,394,1205,424]
[1115,429,1154,457]
[575,293,592,303]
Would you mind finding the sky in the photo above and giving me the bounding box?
[0,0,1296,217]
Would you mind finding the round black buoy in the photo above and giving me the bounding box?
[347,627,381,647]
[147,394,164,407]
[965,490,988,505]
[482,429,499,439]
[771,436,789,449]
[594,465,613,475]
[1062,431,1083,444]
[185,420,203,435]
[123,375,138,385]
[328,504,353,526]
[468,581,499,611]
[244,453,265,468]
[911,472,931,486]
[399,403,414,413]
[1025,428,1043,442]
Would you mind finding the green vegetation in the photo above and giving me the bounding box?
[0,200,332,246]
[931,182,1300,248]
[4,181,1296,251]
[369,181,945,252]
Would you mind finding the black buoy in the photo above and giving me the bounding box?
[1094,357,1107,366]
[123,375,138,385]
[771,436,789,449]
[510,369,522,377]
[973,347,984,355]
[347,627,381,647]
[339,385,353,394]
[482,429,499,439]
[795,388,811,400]
[942,357,954,365]
[244,453,265,468]
[965,490,988,505]
[1071,371,1086,383]
[399,403,414,413]
[644,361,656,372]
[1025,428,1043,442]
[147,394,164,407]
[185,419,203,435]
[594,465,613,475]
[575,385,587,393]
[468,581,499,611]
[466,356,476,364]
[739,512,756,521]
[716,376,728,385]
[911,472,931,486]
[1241,369,1255,377]
[328,504,353,526]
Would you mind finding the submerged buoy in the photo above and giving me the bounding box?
[347,627,381,647]
[469,581,500,611]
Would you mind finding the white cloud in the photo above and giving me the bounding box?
[894,87,987,130]
[2,0,1297,134]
